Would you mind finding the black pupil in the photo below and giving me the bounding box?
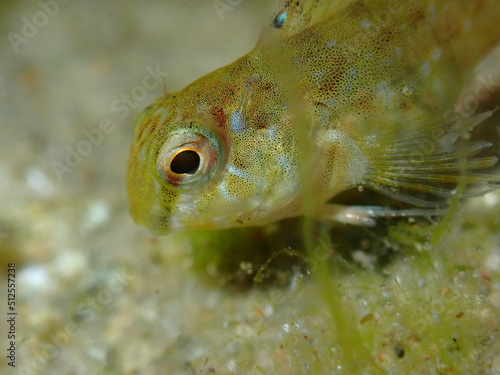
[170,150,200,174]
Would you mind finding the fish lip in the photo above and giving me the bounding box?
[129,206,173,235]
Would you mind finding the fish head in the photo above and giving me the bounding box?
[127,84,302,234]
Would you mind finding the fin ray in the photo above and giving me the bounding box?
[363,110,499,207]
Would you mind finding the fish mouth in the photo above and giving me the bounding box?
[127,152,180,235]
[129,211,173,235]
[127,183,174,234]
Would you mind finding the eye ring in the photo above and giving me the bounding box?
[156,123,223,190]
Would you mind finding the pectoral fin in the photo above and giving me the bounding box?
[362,110,500,208]
[320,204,447,226]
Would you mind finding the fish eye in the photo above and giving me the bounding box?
[170,149,200,175]
[156,123,223,190]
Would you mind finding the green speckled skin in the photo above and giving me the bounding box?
[128,0,499,234]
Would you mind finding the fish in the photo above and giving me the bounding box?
[127,0,500,234]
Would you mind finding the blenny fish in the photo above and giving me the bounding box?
[127,0,500,233]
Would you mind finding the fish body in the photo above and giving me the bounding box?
[128,0,500,233]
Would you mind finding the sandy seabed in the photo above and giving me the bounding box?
[1,1,500,374]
